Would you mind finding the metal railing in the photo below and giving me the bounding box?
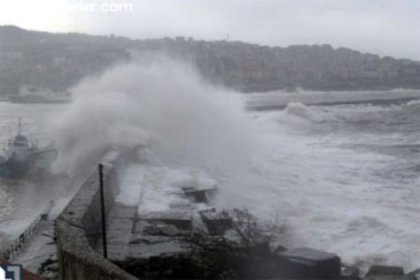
[0,201,54,261]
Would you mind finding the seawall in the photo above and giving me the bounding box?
[55,151,137,280]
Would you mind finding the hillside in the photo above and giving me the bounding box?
[1,25,420,94]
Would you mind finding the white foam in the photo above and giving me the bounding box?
[116,164,145,206]
[214,108,420,272]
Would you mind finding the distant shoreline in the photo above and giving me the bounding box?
[2,25,420,95]
[247,90,420,111]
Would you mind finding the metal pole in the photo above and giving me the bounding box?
[99,164,108,258]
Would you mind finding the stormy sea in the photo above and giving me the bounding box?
[0,69,419,271]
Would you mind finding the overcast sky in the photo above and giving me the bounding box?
[1,0,420,59]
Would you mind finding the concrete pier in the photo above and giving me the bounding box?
[6,149,418,280]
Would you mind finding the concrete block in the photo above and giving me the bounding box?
[276,247,341,279]
[183,186,217,203]
[169,200,192,211]
[143,224,186,237]
[141,211,193,230]
[365,265,405,280]
[199,209,232,235]
[128,239,186,259]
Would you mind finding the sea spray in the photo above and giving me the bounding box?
[49,56,254,177]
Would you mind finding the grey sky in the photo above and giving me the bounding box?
[1,0,419,59]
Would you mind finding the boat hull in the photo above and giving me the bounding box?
[0,159,34,178]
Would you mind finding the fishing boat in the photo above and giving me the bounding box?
[0,118,57,179]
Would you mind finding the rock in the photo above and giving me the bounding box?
[199,209,233,235]
[365,265,405,280]
[274,247,341,279]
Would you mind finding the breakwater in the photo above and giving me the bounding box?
[30,149,420,279]
[54,151,137,280]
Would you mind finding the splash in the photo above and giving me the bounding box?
[50,56,253,176]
